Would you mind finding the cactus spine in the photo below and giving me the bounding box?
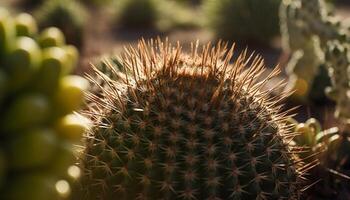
[77,39,306,199]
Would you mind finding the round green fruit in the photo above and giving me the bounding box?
[5,36,41,90]
[62,45,79,73]
[306,118,321,136]
[48,142,76,178]
[33,47,69,94]
[0,8,15,56]
[2,94,49,132]
[55,75,89,115]
[1,174,58,200]
[15,13,38,37]
[38,27,65,48]
[56,114,89,141]
[7,128,57,169]
[294,123,313,146]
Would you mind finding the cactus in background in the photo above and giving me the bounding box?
[114,0,158,29]
[281,0,350,198]
[280,0,327,102]
[204,0,281,45]
[113,0,204,31]
[35,0,88,49]
[0,8,89,200]
[281,0,350,112]
[76,39,307,199]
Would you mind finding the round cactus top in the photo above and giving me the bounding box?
[79,39,307,200]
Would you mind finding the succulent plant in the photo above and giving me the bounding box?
[76,39,307,199]
[281,0,350,197]
[114,0,158,29]
[204,0,281,45]
[280,0,350,109]
[0,8,89,200]
[290,117,350,199]
[35,0,88,49]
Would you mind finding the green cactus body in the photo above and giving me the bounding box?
[78,40,304,199]
[204,0,281,45]
[115,0,158,29]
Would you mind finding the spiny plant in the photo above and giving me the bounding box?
[114,0,200,32]
[0,8,89,200]
[289,117,350,199]
[280,0,331,102]
[281,0,350,197]
[204,0,281,45]
[35,0,88,49]
[76,39,309,199]
[114,0,158,29]
[281,0,350,122]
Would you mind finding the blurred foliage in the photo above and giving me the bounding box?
[203,0,281,45]
[79,0,114,7]
[113,0,200,31]
[35,0,88,49]
[114,0,158,29]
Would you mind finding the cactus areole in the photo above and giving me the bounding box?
[80,39,304,199]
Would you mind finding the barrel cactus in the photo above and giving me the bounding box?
[114,0,158,29]
[76,39,307,199]
[204,0,281,45]
[0,9,89,200]
[35,0,88,49]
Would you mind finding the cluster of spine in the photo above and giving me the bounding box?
[77,39,307,199]
[281,0,350,121]
[35,0,88,49]
[204,0,281,45]
[0,9,89,200]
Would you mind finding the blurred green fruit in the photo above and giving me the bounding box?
[5,36,41,90]
[48,142,76,178]
[2,94,49,132]
[15,13,38,37]
[306,118,322,136]
[38,27,65,48]
[56,114,89,141]
[33,47,69,94]
[2,174,58,200]
[295,123,313,146]
[0,8,15,56]
[55,75,89,115]
[62,45,79,73]
[7,128,57,169]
